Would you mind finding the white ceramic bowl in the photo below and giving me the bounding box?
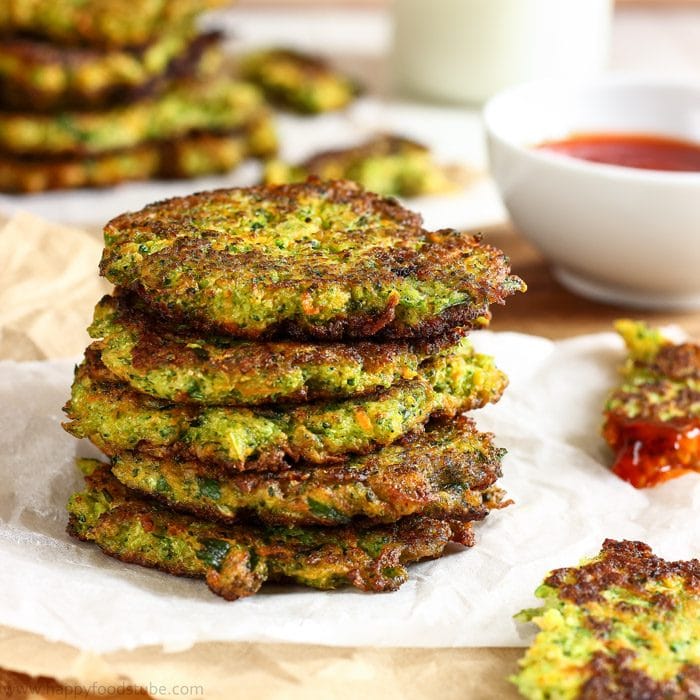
[483,77,700,309]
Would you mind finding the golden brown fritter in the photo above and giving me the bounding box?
[0,110,276,194]
[513,539,700,700]
[109,416,507,526]
[0,129,262,193]
[89,291,467,405]
[68,460,475,600]
[99,179,525,340]
[63,343,507,471]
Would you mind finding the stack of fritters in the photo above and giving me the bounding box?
[0,0,277,193]
[64,179,525,600]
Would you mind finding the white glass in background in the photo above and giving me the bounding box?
[391,0,614,105]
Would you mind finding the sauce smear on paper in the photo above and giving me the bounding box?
[537,132,700,172]
[603,416,700,488]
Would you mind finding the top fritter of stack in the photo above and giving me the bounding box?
[100,178,525,341]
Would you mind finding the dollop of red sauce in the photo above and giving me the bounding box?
[603,415,700,488]
[537,132,700,172]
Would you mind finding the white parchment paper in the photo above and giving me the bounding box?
[0,330,698,654]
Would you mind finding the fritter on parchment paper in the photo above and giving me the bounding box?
[512,539,700,700]
[68,460,476,600]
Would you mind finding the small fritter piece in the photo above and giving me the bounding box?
[512,539,700,700]
[63,342,507,470]
[68,460,474,600]
[0,74,267,157]
[603,320,700,488]
[100,180,525,340]
[240,48,358,114]
[110,416,507,526]
[0,30,221,112]
[0,0,228,49]
[264,135,470,197]
[0,129,262,194]
[89,292,463,405]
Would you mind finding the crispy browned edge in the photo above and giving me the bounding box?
[129,279,493,341]
[578,652,700,700]
[545,539,700,605]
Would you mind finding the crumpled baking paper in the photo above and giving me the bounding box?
[0,212,109,360]
[1,330,697,655]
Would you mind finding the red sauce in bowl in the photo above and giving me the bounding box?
[537,132,700,172]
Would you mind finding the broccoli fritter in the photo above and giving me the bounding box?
[63,342,507,470]
[603,320,700,488]
[110,416,507,526]
[0,74,267,156]
[89,292,466,405]
[0,0,227,49]
[240,48,358,114]
[68,460,475,600]
[0,126,272,193]
[99,179,524,340]
[0,30,221,112]
[512,539,700,700]
[264,134,468,197]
